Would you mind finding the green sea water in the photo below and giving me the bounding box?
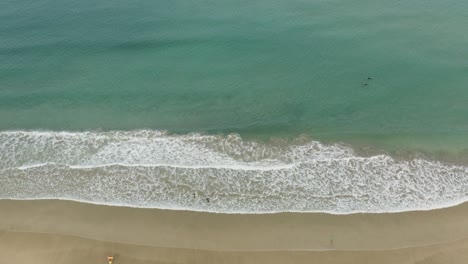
[1,0,468,156]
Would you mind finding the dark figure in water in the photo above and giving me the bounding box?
[367,77,373,80]
[362,82,368,86]
[193,193,196,198]
[206,198,210,203]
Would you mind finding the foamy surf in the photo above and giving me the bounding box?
[0,130,467,214]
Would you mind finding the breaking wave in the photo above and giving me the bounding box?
[0,130,467,214]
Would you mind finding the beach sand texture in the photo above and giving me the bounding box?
[1,200,467,263]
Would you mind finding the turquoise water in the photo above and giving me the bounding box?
[1,0,468,213]
[1,0,468,154]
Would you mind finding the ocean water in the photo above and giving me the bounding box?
[1,0,467,213]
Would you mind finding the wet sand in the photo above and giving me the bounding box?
[1,200,467,263]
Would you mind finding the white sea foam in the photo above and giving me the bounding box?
[0,130,467,214]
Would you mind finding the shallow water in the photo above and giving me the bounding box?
[1,130,467,213]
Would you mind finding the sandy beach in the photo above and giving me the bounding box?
[0,200,467,263]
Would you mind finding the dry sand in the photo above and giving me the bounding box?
[0,200,467,263]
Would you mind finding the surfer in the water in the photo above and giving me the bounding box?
[362,76,373,86]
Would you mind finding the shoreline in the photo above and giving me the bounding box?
[1,199,468,263]
[2,196,468,215]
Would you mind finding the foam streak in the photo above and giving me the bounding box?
[1,130,467,214]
